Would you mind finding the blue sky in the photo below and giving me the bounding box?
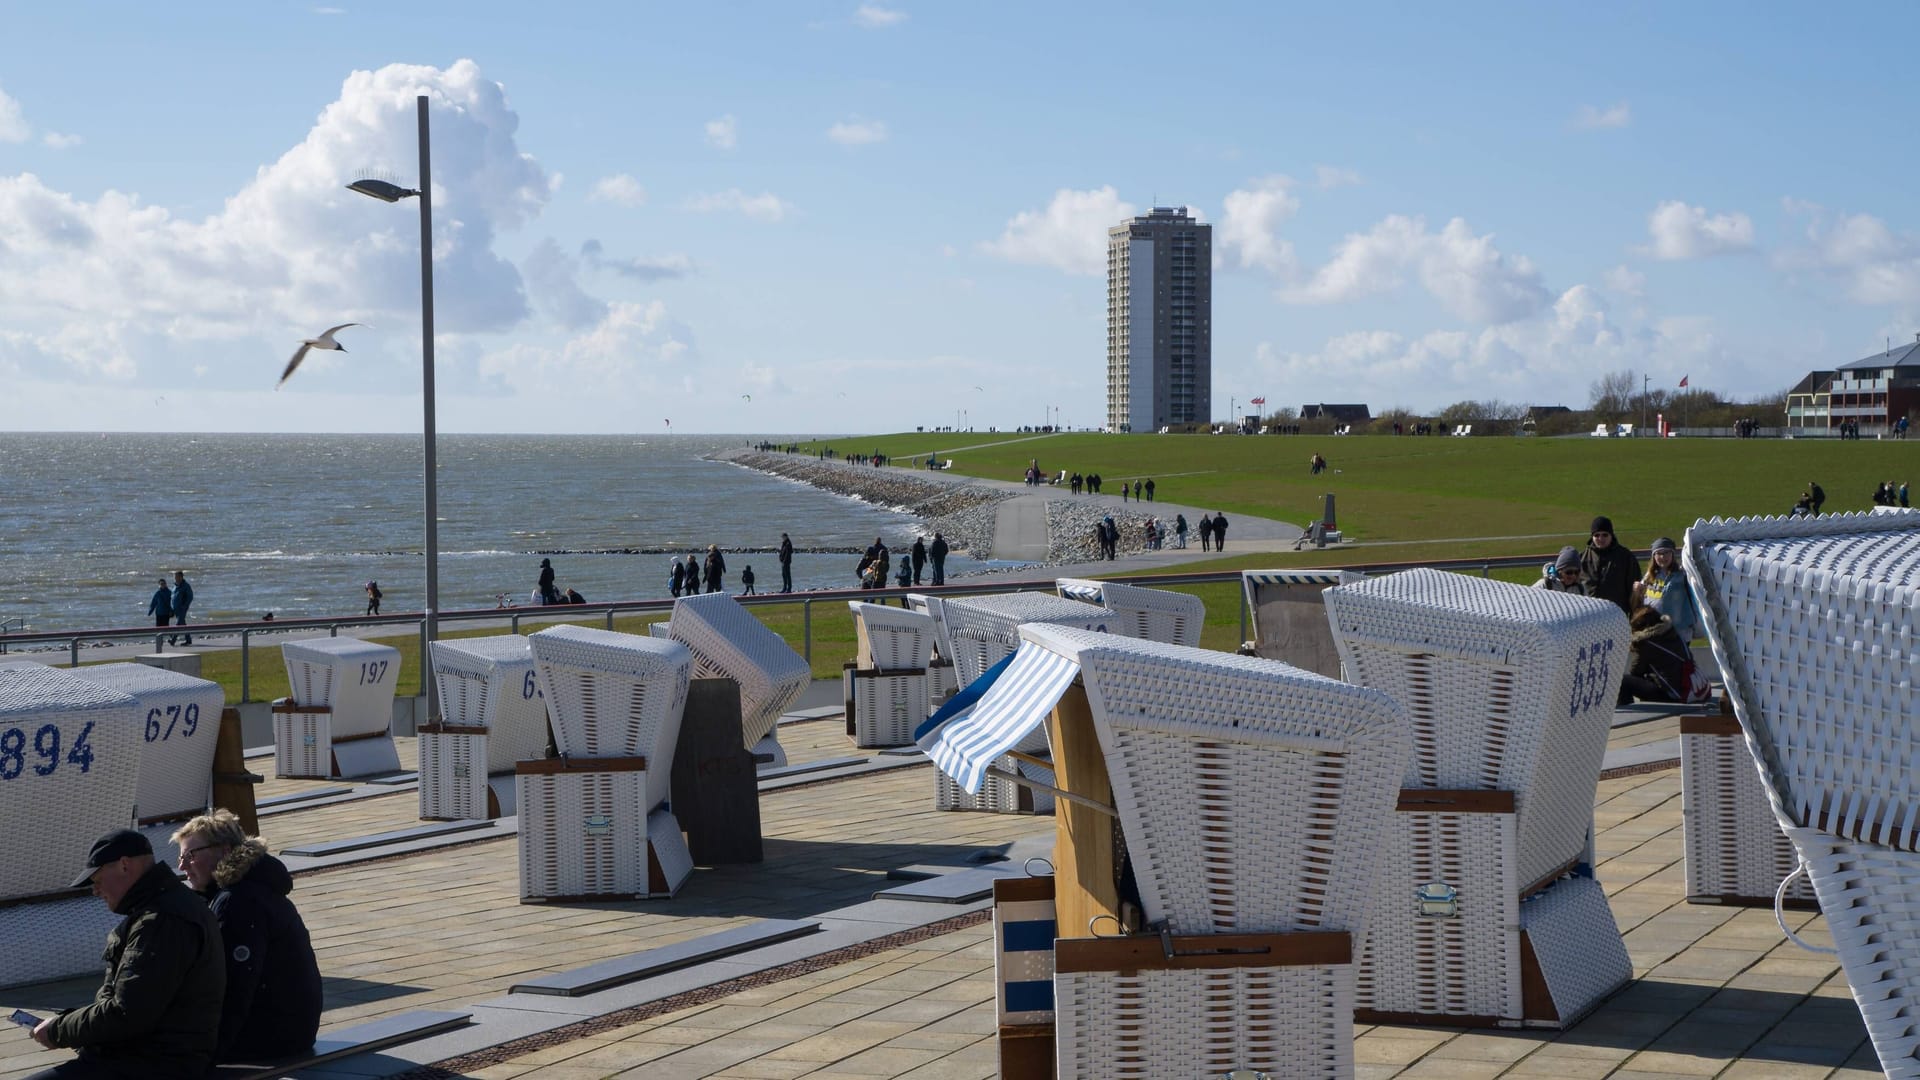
[1,2,1916,433]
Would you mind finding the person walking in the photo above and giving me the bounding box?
[537,558,558,605]
[1581,516,1641,616]
[683,554,700,597]
[703,545,726,593]
[1174,514,1188,549]
[169,570,194,646]
[1808,480,1825,516]
[364,582,381,616]
[147,578,172,629]
[1199,513,1212,552]
[740,566,756,595]
[910,536,927,585]
[929,532,949,585]
[669,558,685,598]
[1213,512,1229,551]
[778,533,794,593]
[1144,478,1155,502]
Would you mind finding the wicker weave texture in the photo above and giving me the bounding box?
[941,593,1116,687]
[1325,569,1627,891]
[0,665,142,900]
[430,636,552,773]
[1518,875,1632,1027]
[1055,578,1205,647]
[668,593,810,749]
[528,626,688,807]
[419,731,489,820]
[1021,624,1408,937]
[1054,962,1354,1079]
[274,711,329,779]
[1356,808,1521,1019]
[934,758,1052,814]
[280,637,400,741]
[70,663,222,823]
[1683,514,1920,851]
[516,769,690,899]
[1681,730,1815,903]
[850,671,929,748]
[0,895,122,989]
[848,602,936,670]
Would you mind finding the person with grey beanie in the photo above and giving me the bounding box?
[1640,536,1700,642]
[1534,545,1587,593]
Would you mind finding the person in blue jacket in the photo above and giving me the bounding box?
[147,578,173,628]
[169,571,194,646]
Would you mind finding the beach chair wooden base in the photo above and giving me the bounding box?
[1681,716,1817,908]
[993,875,1058,1079]
[516,759,692,901]
[1356,790,1629,1028]
[843,666,929,748]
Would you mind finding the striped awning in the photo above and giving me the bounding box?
[916,642,1081,795]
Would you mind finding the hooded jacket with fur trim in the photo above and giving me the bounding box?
[208,839,322,1062]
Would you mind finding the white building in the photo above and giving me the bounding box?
[1106,207,1211,433]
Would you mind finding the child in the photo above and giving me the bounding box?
[741,565,757,595]
[895,558,912,587]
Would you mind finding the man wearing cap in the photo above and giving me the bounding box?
[27,830,224,1079]
[1581,516,1641,616]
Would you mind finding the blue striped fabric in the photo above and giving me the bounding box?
[996,895,1058,1025]
[1243,570,1352,585]
[915,643,1081,795]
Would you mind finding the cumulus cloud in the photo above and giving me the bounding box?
[683,188,792,222]
[42,131,81,149]
[0,86,29,143]
[705,114,737,150]
[1780,201,1920,306]
[980,186,1135,276]
[1314,165,1362,190]
[478,299,694,392]
[1604,264,1646,297]
[1646,200,1756,260]
[589,173,647,206]
[0,59,549,381]
[580,239,693,281]
[1284,215,1550,323]
[1218,175,1299,272]
[854,4,906,27]
[521,238,606,331]
[1574,102,1631,129]
[827,118,888,146]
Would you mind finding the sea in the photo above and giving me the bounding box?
[1,433,1016,635]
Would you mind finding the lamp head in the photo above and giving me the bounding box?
[347,178,418,203]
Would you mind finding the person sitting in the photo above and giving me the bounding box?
[171,810,322,1066]
[28,830,225,1080]
[1620,604,1691,705]
[564,587,586,604]
[1534,545,1586,593]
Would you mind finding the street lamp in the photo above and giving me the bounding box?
[348,94,439,722]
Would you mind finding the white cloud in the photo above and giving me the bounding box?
[580,239,693,281]
[1780,201,1920,306]
[705,114,737,150]
[1284,215,1550,323]
[1218,175,1299,272]
[854,4,906,27]
[1603,264,1645,297]
[521,238,606,331]
[0,86,29,143]
[1314,165,1362,190]
[478,299,694,393]
[0,59,550,382]
[313,6,346,13]
[980,186,1134,276]
[683,188,792,222]
[41,131,81,149]
[1646,200,1756,260]
[589,173,647,207]
[827,118,888,146]
[1574,102,1631,130]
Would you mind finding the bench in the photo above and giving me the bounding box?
[280,819,492,858]
[213,1009,472,1079]
[508,919,820,996]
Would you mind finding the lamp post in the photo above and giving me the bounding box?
[348,94,439,721]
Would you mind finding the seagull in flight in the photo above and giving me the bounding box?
[277,323,362,388]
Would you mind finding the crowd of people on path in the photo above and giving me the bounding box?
[24,813,323,1079]
[1533,516,1710,707]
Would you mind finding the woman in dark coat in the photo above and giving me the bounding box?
[172,810,322,1064]
[537,558,557,604]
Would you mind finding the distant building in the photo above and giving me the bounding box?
[1786,334,1920,434]
[1106,207,1211,433]
[1299,403,1371,424]
[1784,370,1836,433]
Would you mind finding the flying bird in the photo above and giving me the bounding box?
[973,385,984,391]
[277,323,362,388]
[742,393,752,402]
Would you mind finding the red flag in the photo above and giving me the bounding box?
[1678,375,1689,388]
[1251,396,1266,406]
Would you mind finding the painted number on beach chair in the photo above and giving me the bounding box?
[144,704,200,743]
[0,720,91,780]
[1568,640,1616,717]
[522,670,543,700]
[359,660,389,685]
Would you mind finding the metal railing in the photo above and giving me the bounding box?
[0,551,1562,702]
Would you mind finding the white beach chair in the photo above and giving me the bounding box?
[67,663,224,863]
[1055,577,1204,647]
[669,593,810,751]
[1324,569,1633,1026]
[424,635,553,819]
[1681,710,1816,907]
[1684,512,1920,1077]
[847,601,935,670]
[1241,569,1365,678]
[277,637,402,778]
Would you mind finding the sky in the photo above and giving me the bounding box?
[2,3,1918,434]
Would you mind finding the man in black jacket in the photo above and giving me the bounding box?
[30,830,224,1080]
[778,533,794,592]
[928,532,949,585]
[910,536,927,585]
[1581,515,1641,616]
[173,811,322,1065]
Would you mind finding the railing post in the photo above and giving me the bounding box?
[70,638,80,668]
[155,634,165,654]
[606,608,615,630]
[511,613,521,634]
[240,629,251,703]
[803,599,812,665]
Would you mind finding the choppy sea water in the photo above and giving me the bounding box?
[1,433,1011,634]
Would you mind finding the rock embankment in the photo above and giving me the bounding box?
[719,450,1011,558]
[1045,501,1174,562]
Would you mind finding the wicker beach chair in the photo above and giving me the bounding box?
[1324,569,1633,1026]
[68,663,225,861]
[424,635,553,820]
[842,603,936,748]
[277,637,403,778]
[668,593,810,751]
[1681,711,1817,907]
[1242,569,1365,678]
[847,601,935,670]
[0,664,143,989]
[1684,512,1920,1076]
[903,594,960,708]
[1055,577,1204,647]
